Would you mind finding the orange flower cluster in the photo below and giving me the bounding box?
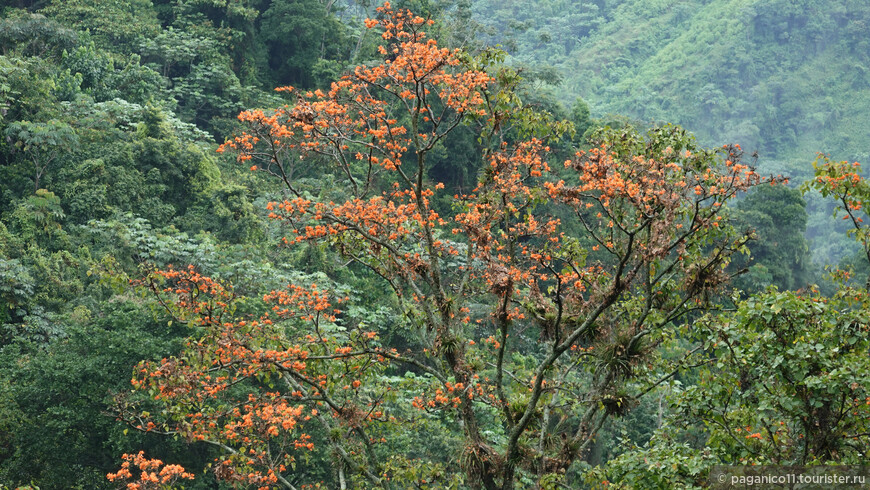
[131,265,234,326]
[410,375,505,411]
[264,283,338,322]
[107,451,193,489]
[807,155,869,228]
[360,3,490,115]
[223,396,305,443]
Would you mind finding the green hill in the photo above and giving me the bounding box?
[473,0,870,169]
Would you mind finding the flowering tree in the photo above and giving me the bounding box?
[113,4,775,488]
[805,155,870,284]
[584,157,870,489]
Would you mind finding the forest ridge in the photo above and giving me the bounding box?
[473,0,870,164]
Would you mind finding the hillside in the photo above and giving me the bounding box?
[473,0,870,169]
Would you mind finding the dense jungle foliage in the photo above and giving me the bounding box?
[0,0,867,489]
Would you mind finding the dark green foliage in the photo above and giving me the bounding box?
[427,124,480,189]
[0,11,78,58]
[570,96,592,143]
[732,184,812,292]
[5,119,78,191]
[40,0,161,48]
[261,0,351,87]
[0,300,190,489]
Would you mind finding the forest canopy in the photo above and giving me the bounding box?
[0,1,868,489]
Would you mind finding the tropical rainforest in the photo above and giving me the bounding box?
[0,0,868,489]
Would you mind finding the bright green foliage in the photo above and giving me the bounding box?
[586,431,719,489]
[9,190,65,239]
[592,287,870,487]
[59,43,167,104]
[683,289,870,464]
[0,56,56,125]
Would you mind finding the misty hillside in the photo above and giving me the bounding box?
[473,0,870,170]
